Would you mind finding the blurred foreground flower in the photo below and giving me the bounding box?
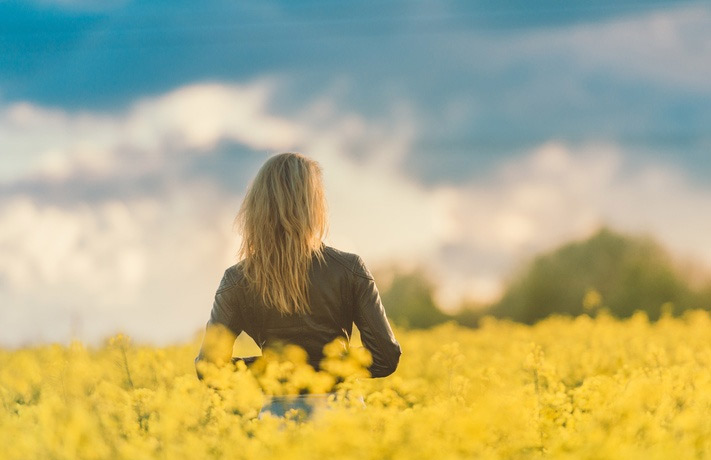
[4,312,711,459]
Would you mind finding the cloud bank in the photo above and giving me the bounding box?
[1,80,710,346]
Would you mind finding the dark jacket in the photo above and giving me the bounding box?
[195,245,401,378]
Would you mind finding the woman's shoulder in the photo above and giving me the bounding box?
[217,261,248,293]
[322,245,373,280]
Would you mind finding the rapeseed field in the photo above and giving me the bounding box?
[3,310,711,459]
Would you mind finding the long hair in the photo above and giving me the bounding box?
[236,153,328,315]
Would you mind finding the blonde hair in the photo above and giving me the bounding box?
[236,152,328,315]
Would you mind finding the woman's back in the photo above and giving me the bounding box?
[203,245,401,377]
[195,152,400,381]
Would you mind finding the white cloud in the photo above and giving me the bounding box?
[2,81,711,345]
[0,184,241,345]
[438,4,711,96]
[295,101,453,266]
[520,5,711,90]
[431,143,711,308]
[0,81,445,345]
[125,81,302,153]
[0,80,301,183]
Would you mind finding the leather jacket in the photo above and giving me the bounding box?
[196,245,401,378]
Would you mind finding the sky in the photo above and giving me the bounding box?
[1,0,710,346]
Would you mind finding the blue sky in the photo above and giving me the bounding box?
[3,0,710,181]
[1,0,710,345]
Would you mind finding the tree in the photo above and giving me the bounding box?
[379,270,450,329]
[488,228,700,323]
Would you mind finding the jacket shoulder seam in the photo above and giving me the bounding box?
[216,264,246,294]
[324,246,373,280]
[351,255,374,280]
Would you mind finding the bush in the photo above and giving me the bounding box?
[489,227,707,323]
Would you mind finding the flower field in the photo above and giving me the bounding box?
[3,310,711,459]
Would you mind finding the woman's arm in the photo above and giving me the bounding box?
[351,256,402,377]
[195,270,243,380]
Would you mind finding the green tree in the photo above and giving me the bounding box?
[379,270,450,329]
[489,228,702,323]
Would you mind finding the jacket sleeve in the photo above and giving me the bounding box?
[195,269,243,380]
[351,256,401,377]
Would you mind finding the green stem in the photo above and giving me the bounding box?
[121,347,134,390]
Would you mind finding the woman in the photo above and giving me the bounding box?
[195,153,401,397]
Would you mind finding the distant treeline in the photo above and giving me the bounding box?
[380,228,711,328]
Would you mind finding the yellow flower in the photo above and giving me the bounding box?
[4,310,711,458]
[582,288,603,311]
